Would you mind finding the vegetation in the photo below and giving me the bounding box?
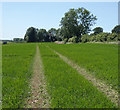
[24,7,97,43]
[39,43,116,108]
[23,7,119,43]
[112,25,120,34]
[2,42,118,108]
[37,29,49,42]
[92,27,103,35]
[47,43,118,90]
[24,27,37,42]
[68,36,78,43]
[60,8,97,40]
[81,32,118,43]
[48,28,57,42]
[13,38,25,43]
[2,6,119,109]
[2,43,36,108]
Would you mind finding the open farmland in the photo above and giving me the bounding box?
[2,43,36,108]
[2,43,118,108]
[39,44,117,108]
[47,43,118,91]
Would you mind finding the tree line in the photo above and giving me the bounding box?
[24,7,120,43]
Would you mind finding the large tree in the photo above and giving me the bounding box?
[56,28,63,41]
[93,27,103,35]
[60,7,97,39]
[24,27,37,42]
[48,28,57,42]
[112,25,120,34]
[37,29,49,42]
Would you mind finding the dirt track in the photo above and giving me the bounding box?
[25,45,50,108]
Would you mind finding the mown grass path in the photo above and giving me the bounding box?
[25,45,50,108]
[47,46,118,107]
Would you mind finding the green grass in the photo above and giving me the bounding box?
[46,43,118,90]
[2,43,36,108]
[2,42,118,108]
[39,43,116,108]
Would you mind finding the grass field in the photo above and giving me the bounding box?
[2,43,36,108]
[39,44,117,108]
[46,43,118,91]
[2,42,118,108]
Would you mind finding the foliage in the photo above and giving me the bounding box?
[48,28,57,42]
[60,7,97,39]
[24,27,37,42]
[81,34,90,43]
[92,27,103,35]
[68,36,78,43]
[107,33,118,41]
[118,34,120,41]
[63,38,68,44]
[37,29,49,42]
[13,38,25,43]
[2,43,36,108]
[56,28,63,41]
[94,32,109,42]
[39,43,116,108]
[24,27,58,42]
[81,32,118,43]
[112,25,120,34]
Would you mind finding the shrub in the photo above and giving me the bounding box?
[68,36,78,43]
[63,38,68,44]
[97,33,110,42]
[81,34,90,43]
[81,32,118,43]
[89,32,110,42]
[118,34,120,41]
[89,35,96,42]
[107,33,118,41]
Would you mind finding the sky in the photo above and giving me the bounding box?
[1,2,118,40]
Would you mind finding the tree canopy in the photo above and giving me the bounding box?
[93,27,103,35]
[112,25,120,34]
[24,27,37,42]
[60,7,97,39]
[48,28,57,42]
[37,29,49,42]
[23,7,119,43]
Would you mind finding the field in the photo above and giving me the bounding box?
[47,43,118,90]
[2,42,118,108]
[2,43,36,108]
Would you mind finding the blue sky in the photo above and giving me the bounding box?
[2,2,118,40]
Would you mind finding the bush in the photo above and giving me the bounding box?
[107,33,118,41]
[63,38,68,44]
[81,34,90,43]
[118,34,120,41]
[96,33,110,42]
[68,36,78,43]
[64,32,119,43]
[89,32,110,42]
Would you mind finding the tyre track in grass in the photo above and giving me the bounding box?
[25,45,50,108]
[46,46,119,107]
